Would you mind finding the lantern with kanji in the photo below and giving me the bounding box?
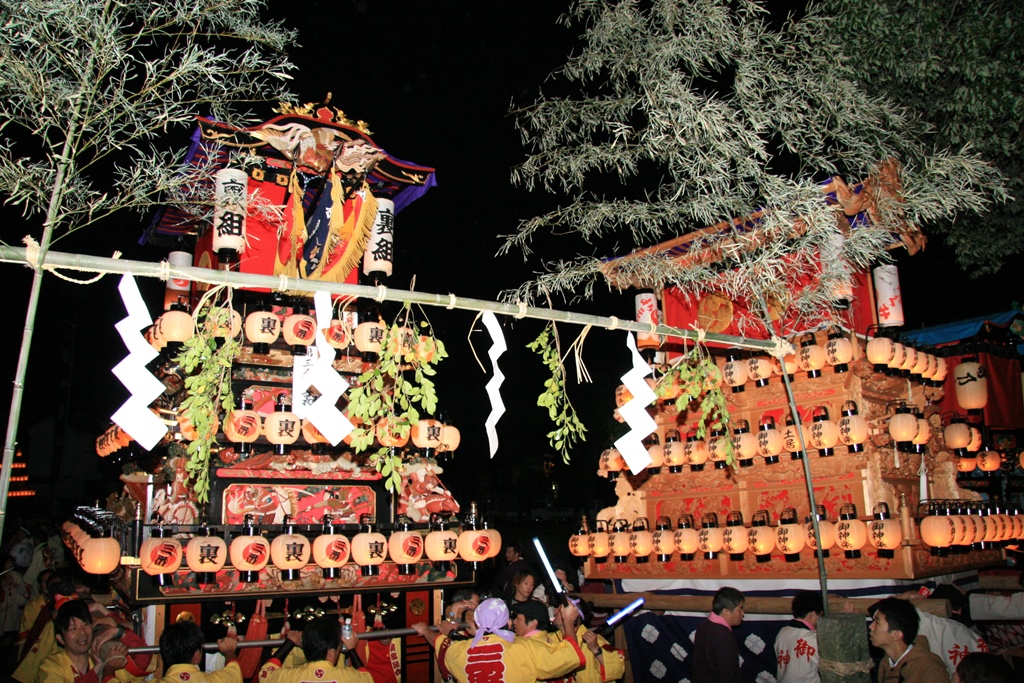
[977,445,1002,473]
[757,415,784,465]
[698,513,724,560]
[887,342,907,377]
[866,333,894,372]
[931,356,949,387]
[888,403,918,453]
[919,503,955,556]
[746,356,772,387]
[301,419,329,455]
[684,430,709,471]
[455,503,489,569]
[608,519,632,563]
[311,514,350,579]
[652,517,674,562]
[244,301,280,355]
[390,516,426,575]
[732,419,758,468]
[186,525,227,585]
[912,409,931,454]
[723,512,749,561]
[723,352,748,393]
[354,319,387,359]
[645,434,664,474]
[139,525,182,586]
[797,332,826,379]
[589,518,611,563]
[954,358,988,413]
[264,396,300,455]
[808,406,839,457]
[629,518,654,564]
[747,510,775,563]
[599,448,626,479]
[351,515,388,577]
[229,515,271,583]
[944,416,972,458]
[569,516,591,558]
[411,418,443,458]
[805,506,835,558]
[282,301,317,355]
[223,398,262,458]
[270,515,310,582]
[675,515,699,561]
[825,327,853,373]
[211,168,248,261]
[868,503,902,559]
[707,428,729,469]
[775,508,805,562]
[835,504,868,559]
[662,430,684,474]
[837,401,868,453]
[424,514,459,573]
[783,415,805,460]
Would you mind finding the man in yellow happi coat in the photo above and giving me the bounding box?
[545,600,625,683]
[259,616,372,683]
[158,621,241,683]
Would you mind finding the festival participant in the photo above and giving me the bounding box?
[506,570,538,611]
[158,621,240,683]
[38,599,133,683]
[547,599,625,683]
[775,591,823,683]
[952,652,1016,683]
[411,597,585,683]
[494,543,529,596]
[260,616,372,683]
[509,600,550,638]
[869,598,950,683]
[692,587,745,683]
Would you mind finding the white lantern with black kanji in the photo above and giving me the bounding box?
[868,503,902,559]
[825,327,853,373]
[270,515,310,581]
[757,415,784,465]
[954,358,988,413]
[424,514,459,572]
[837,401,868,453]
[722,512,748,561]
[775,508,806,562]
[723,352,748,393]
[674,515,700,561]
[747,510,775,563]
[569,516,591,558]
[805,506,835,558]
[835,504,868,559]
[589,519,611,563]
[211,168,248,262]
[698,514,724,560]
[264,396,300,455]
[608,519,632,563]
[186,525,227,585]
[351,515,388,577]
[652,517,674,562]
[684,430,709,471]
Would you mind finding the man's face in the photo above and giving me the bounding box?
[869,611,899,649]
[58,617,93,657]
[721,601,745,627]
[505,547,516,562]
[512,614,534,637]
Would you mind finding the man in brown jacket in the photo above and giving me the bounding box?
[869,598,949,683]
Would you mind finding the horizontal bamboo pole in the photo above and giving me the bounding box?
[0,246,778,352]
[577,592,951,618]
[977,575,1022,592]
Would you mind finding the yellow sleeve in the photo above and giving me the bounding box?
[205,661,243,683]
[38,655,73,683]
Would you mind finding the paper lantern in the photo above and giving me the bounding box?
[270,516,310,582]
[424,514,458,572]
[898,345,918,377]
[746,356,772,387]
[80,529,121,575]
[645,435,664,474]
[866,334,895,372]
[920,354,938,382]
[386,325,417,359]
[911,349,930,379]
[599,448,626,479]
[732,419,758,468]
[207,307,242,341]
[350,515,388,577]
[391,517,426,575]
[961,506,985,550]
[674,515,699,560]
[608,519,632,563]
[614,384,632,408]
[139,526,182,586]
[311,515,350,579]
[301,419,329,455]
[837,401,868,453]
[888,403,918,452]
[589,519,611,563]
[825,328,853,373]
[264,397,299,455]
[977,445,1002,473]
[912,410,931,454]
[805,506,835,558]
[967,426,983,453]
[482,521,502,559]
[775,508,806,562]
[919,504,955,556]
[950,504,974,549]
[783,415,805,460]
[629,518,654,564]
[773,352,799,382]
[244,302,280,355]
[455,503,489,568]
[954,359,988,412]
[438,424,461,455]
[684,430,709,472]
[868,503,903,559]
[223,398,262,459]
[747,510,775,563]
[872,264,904,326]
[353,320,387,356]
[375,417,410,449]
[176,411,219,443]
[415,335,438,363]
[186,525,227,585]
[635,291,661,356]
[797,332,826,379]
[757,415,784,465]
[662,430,684,474]
[943,417,971,457]
[325,318,352,354]
[569,516,591,557]
[931,356,949,387]
[808,406,839,457]
[722,512,748,561]
[159,301,194,355]
[229,516,270,583]
[707,428,729,469]
[723,352,748,393]
[652,517,674,562]
[363,197,395,278]
[956,455,978,473]
[698,514,724,560]
[282,302,316,355]
[835,504,867,559]
[887,342,906,377]
[411,418,443,457]
[211,168,248,261]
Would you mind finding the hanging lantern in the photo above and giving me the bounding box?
[375,417,410,449]
[614,384,633,408]
[944,416,972,458]
[411,418,443,458]
[351,515,388,577]
[775,508,806,562]
[950,503,974,551]
[634,291,661,360]
[887,342,907,378]
[898,345,919,378]
[757,415,784,465]
[662,430,684,474]
[967,426,983,454]
[438,424,462,456]
[264,396,299,455]
[825,327,854,373]
[835,504,868,559]
[723,352,748,393]
[805,506,835,559]
[920,354,939,383]
[569,516,591,558]
[456,503,489,569]
[957,454,978,473]
[747,510,775,563]
[205,305,242,342]
[837,401,868,454]
[698,513,724,560]
[139,525,182,587]
[746,356,772,388]
[386,326,417,359]
[888,403,918,453]
[269,515,310,582]
[707,428,729,469]
[797,332,826,379]
[977,445,1002,473]
[159,301,194,356]
[176,411,219,443]
[599,448,626,479]
[244,301,280,355]
[163,250,193,310]
[282,301,317,355]
[645,435,664,474]
[363,197,395,279]
[912,409,931,454]
[722,512,749,561]
[652,517,674,562]
[229,515,270,583]
[954,358,988,413]
[911,349,930,380]
[424,514,459,573]
[481,520,502,560]
[186,525,227,585]
[773,353,799,382]
[390,516,426,576]
[809,406,839,457]
[675,515,699,561]
[80,527,121,575]
[872,264,905,327]
[866,334,895,372]
[732,419,758,468]
[607,519,631,563]
[783,415,806,460]
[301,419,329,455]
[684,430,709,472]
[589,519,611,563]
[325,318,352,356]
[931,356,949,387]
[353,320,387,358]
[629,518,654,564]
[311,514,350,579]
[919,503,955,556]
[211,168,248,262]
[223,398,261,459]
[868,503,902,559]
[964,504,988,551]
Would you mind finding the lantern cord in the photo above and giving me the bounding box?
[565,324,593,384]
[607,316,619,330]
[23,235,120,284]
[515,301,527,319]
[689,323,707,343]
[157,258,170,281]
[277,275,289,292]
[466,311,488,373]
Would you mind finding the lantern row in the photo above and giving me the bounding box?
[918,500,1024,556]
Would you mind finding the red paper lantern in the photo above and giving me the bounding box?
[389,516,425,576]
[311,515,350,579]
[224,398,261,458]
[139,526,182,586]
[282,302,316,355]
[229,515,270,583]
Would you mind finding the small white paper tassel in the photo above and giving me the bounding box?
[614,333,657,474]
[482,312,507,458]
[296,291,353,445]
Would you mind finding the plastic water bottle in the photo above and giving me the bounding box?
[341,618,352,650]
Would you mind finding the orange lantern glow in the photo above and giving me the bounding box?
[773,352,799,382]
[608,519,631,563]
[825,328,853,373]
[301,419,329,455]
[723,352,748,393]
[411,418,443,457]
[353,320,387,356]
[675,515,699,560]
[746,356,772,387]
[456,503,490,568]
[263,397,300,455]
[229,515,270,583]
[569,516,591,558]
[438,424,461,455]
[159,301,194,354]
[244,302,280,355]
[80,528,121,575]
[866,334,895,372]
[224,398,262,459]
[868,503,903,559]
[722,512,749,561]
[482,521,502,560]
[977,445,1002,473]
[944,416,972,457]
[139,526,182,586]
[931,356,949,387]
[809,406,839,457]
[899,345,919,377]
[732,419,758,468]
[391,516,426,575]
[757,415,784,465]
[652,517,674,562]
[797,332,826,379]
[747,510,775,563]
[645,435,664,474]
[599,447,626,479]
[282,301,316,355]
[629,518,654,564]
[707,428,729,469]
[351,515,388,577]
[775,508,806,561]
[912,409,931,454]
[684,430,709,472]
[887,342,907,377]
[186,525,227,585]
[375,417,410,449]
[954,358,988,413]
[662,430,684,474]
[698,513,724,560]
[311,515,350,579]
[957,455,978,473]
[919,503,955,556]
[911,349,930,379]
[967,426,983,453]
[783,415,806,460]
[589,519,611,563]
[325,318,352,354]
[424,514,459,572]
[888,403,918,453]
[270,516,310,581]
[835,504,868,559]
[805,506,835,558]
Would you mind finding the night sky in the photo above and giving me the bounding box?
[1,1,1021,523]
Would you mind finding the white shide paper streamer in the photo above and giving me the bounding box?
[481,311,507,458]
[614,332,657,473]
[110,273,168,449]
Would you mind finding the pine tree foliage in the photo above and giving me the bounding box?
[819,0,1022,276]
[0,0,296,246]
[502,0,1006,333]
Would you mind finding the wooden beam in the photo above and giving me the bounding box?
[977,575,1022,592]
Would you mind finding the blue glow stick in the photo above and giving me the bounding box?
[532,536,567,605]
[598,597,645,634]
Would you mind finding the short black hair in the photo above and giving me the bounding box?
[510,599,551,632]
[955,653,1016,683]
[53,600,92,646]
[929,584,966,615]
[712,587,744,615]
[792,591,824,619]
[506,542,522,555]
[160,622,205,668]
[872,597,919,645]
[302,616,341,662]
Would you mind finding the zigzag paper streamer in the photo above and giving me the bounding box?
[293,291,353,446]
[110,274,168,450]
[613,332,657,473]
[481,311,507,458]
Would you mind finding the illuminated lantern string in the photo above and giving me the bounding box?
[723,512,749,561]
[675,515,699,561]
